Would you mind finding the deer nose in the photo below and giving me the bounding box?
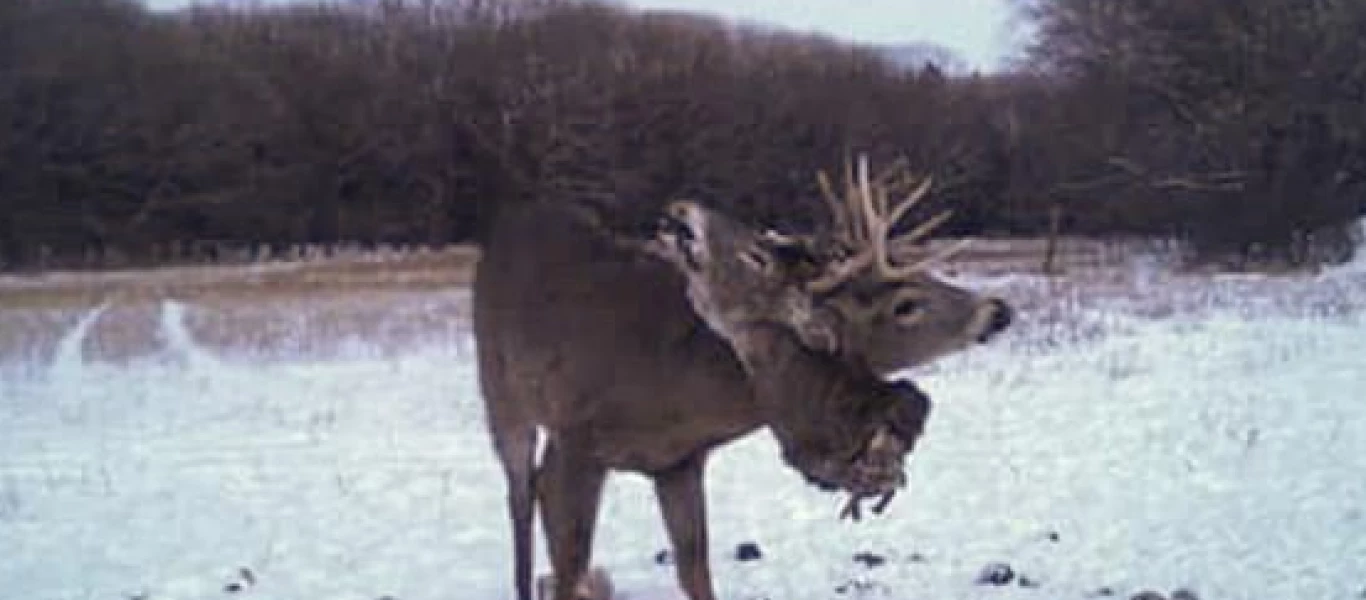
[656,207,694,243]
[656,213,688,239]
[978,298,1013,342]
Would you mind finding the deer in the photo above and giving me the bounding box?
[471,155,1013,600]
[651,197,936,522]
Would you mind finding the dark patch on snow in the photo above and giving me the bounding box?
[1018,575,1041,588]
[906,552,927,563]
[1086,587,1116,597]
[653,549,673,566]
[1129,591,1167,600]
[1170,589,1200,600]
[1045,530,1061,543]
[835,578,888,595]
[734,542,763,562]
[223,566,256,595]
[852,551,886,568]
[975,562,1015,586]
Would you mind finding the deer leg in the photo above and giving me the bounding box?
[491,424,539,600]
[537,437,607,600]
[653,453,718,600]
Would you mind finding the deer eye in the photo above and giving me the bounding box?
[892,298,926,322]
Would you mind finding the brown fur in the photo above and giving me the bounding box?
[473,200,1010,600]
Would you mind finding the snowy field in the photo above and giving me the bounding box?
[2,243,1365,600]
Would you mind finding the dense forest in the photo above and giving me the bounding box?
[2,0,1364,270]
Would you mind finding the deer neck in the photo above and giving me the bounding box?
[728,325,877,453]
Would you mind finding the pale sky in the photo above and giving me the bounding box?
[628,0,1021,70]
[146,0,1024,70]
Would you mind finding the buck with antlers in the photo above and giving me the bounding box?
[652,197,935,522]
[472,156,1013,600]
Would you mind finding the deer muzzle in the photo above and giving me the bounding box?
[830,380,932,521]
[837,425,910,521]
[972,297,1014,344]
[791,422,916,521]
[656,202,705,271]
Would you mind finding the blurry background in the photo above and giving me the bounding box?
[2,0,1363,271]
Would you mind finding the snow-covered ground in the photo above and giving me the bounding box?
[2,251,1365,600]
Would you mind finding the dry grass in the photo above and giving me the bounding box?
[0,237,1197,366]
[4,236,1345,367]
[928,235,1183,275]
[0,247,480,364]
[0,246,479,307]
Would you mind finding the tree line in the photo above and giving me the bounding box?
[2,0,1363,270]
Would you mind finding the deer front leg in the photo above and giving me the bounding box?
[653,453,718,600]
[537,437,608,600]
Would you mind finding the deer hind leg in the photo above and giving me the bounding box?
[537,437,608,600]
[653,453,718,600]
[489,420,539,600]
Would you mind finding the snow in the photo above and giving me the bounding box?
[3,258,1366,600]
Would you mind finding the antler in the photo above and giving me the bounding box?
[805,154,963,293]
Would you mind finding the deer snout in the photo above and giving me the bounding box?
[656,203,694,242]
[664,201,707,233]
[656,202,704,271]
[977,298,1013,343]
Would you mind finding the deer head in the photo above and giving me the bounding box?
[658,154,1013,376]
[652,197,934,518]
[647,156,1013,517]
[799,154,1013,373]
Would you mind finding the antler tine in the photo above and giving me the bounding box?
[845,154,868,245]
[857,154,874,220]
[803,153,879,294]
[886,208,953,257]
[874,215,951,279]
[816,170,850,244]
[805,155,957,291]
[859,155,912,285]
[873,178,954,280]
[903,207,952,243]
[882,236,974,274]
[883,176,934,239]
[906,238,974,272]
[860,155,892,219]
